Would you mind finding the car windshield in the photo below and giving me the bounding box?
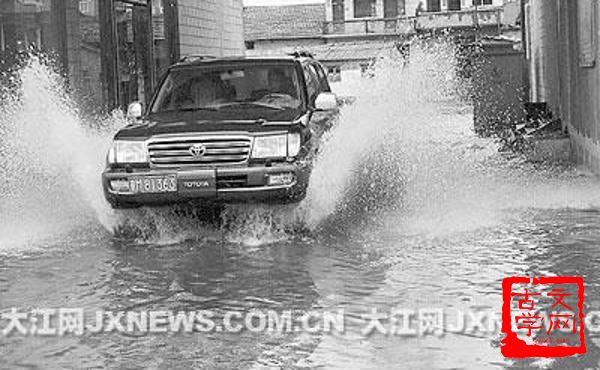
[151,65,302,114]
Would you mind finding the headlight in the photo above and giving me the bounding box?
[287,133,301,157]
[107,140,148,164]
[251,133,302,159]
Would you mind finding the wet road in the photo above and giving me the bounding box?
[4,196,600,369]
[4,48,600,369]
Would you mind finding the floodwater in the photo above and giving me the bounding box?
[2,42,600,369]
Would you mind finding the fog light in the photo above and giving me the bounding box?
[267,172,295,186]
[110,179,131,193]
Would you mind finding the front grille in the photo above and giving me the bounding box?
[148,136,252,167]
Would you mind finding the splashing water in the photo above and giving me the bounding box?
[0,56,119,251]
[2,40,600,251]
[300,39,463,226]
[303,37,600,236]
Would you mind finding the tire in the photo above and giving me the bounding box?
[287,183,308,203]
[109,201,140,210]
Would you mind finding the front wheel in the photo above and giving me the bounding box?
[287,183,308,203]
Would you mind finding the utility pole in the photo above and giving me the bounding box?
[147,0,156,95]
[520,0,527,55]
[1,23,5,52]
[50,0,69,78]
[99,0,119,110]
[132,0,156,104]
[163,0,180,64]
[474,0,479,29]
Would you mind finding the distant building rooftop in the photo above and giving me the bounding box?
[243,3,325,41]
[309,41,401,63]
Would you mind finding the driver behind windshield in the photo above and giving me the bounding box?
[173,76,216,109]
[268,68,296,97]
[173,75,237,109]
[152,66,301,113]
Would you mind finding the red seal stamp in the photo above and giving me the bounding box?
[501,276,586,358]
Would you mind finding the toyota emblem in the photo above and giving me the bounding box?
[189,144,206,158]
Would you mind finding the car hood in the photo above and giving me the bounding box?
[115,109,305,139]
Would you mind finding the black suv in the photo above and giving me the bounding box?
[102,54,338,209]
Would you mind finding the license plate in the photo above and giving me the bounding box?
[129,176,177,194]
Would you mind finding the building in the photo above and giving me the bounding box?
[0,0,244,111]
[326,0,504,20]
[243,3,403,82]
[0,0,97,104]
[525,0,600,173]
[244,0,516,84]
[323,0,516,36]
[173,0,244,59]
[98,0,245,109]
[244,3,326,55]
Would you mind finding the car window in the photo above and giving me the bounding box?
[151,65,302,113]
[312,63,331,93]
[303,64,320,106]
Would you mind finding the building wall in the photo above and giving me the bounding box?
[177,0,244,57]
[566,0,600,173]
[0,0,96,104]
[527,0,559,116]
[79,45,103,109]
[325,0,505,20]
[528,0,600,174]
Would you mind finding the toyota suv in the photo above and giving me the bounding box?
[102,54,338,209]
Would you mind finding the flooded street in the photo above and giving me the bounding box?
[3,44,600,369]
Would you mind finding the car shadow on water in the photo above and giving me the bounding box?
[92,210,391,369]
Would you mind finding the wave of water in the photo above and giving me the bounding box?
[0,56,119,251]
[1,40,599,252]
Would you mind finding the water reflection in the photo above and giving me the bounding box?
[502,210,600,370]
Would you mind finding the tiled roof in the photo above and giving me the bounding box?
[245,40,400,63]
[244,3,325,41]
[309,41,400,62]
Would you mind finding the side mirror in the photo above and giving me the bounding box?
[126,101,144,120]
[314,92,338,111]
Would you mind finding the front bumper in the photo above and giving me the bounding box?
[102,162,310,208]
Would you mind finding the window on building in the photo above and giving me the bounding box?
[473,0,493,6]
[360,62,375,77]
[153,2,164,15]
[578,0,597,67]
[427,0,441,12]
[384,0,399,18]
[332,0,345,22]
[79,0,91,14]
[448,0,461,11]
[244,41,255,50]
[327,66,342,82]
[354,0,376,18]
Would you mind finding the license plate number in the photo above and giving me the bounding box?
[129,176,177,194]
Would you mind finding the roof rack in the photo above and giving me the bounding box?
[288,51,315,59]
[179,55,217,63]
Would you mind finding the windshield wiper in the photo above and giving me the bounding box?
[152,106,220,114]
[213,102,285,111]
[176,106,219,112]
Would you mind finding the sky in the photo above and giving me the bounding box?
[243,0,324,6]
